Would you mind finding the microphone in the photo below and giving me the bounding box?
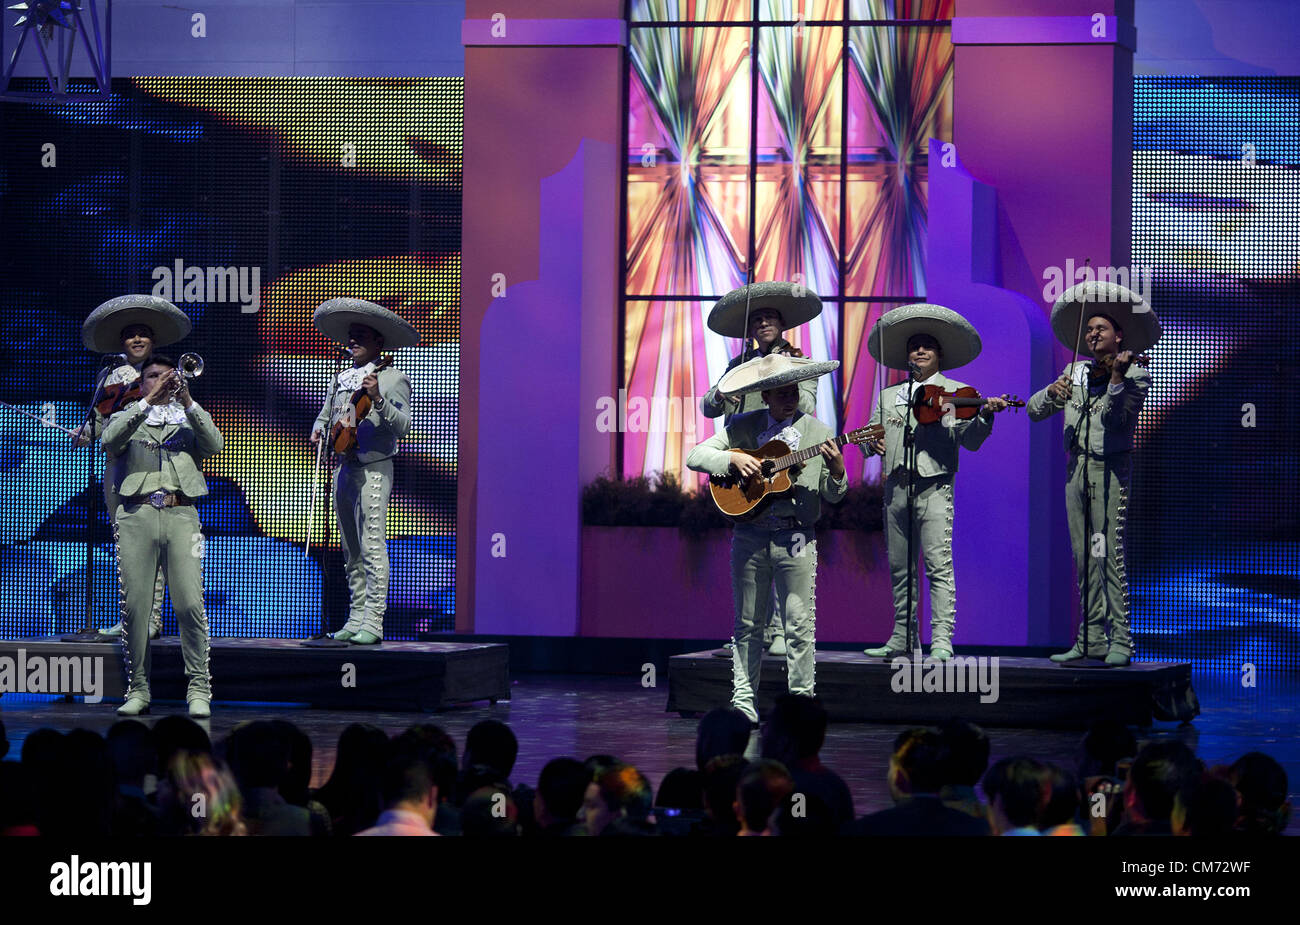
[907,360,922,379]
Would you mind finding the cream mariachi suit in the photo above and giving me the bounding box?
[313,362,412,640]
[1028,361,1149,658]
[686,409,847,723]
[102,396,223,705]
[90,363,166,636]
[869,372,994,652]
[700,339,817,646]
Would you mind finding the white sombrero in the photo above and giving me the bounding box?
[867,303,982,371]
[82,295,191,354]
[707,281,823,339]
[1050,281,1162,357]
[718,353,839,398]
[313,298,420,349]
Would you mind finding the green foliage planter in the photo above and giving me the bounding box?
[581,473,884,536]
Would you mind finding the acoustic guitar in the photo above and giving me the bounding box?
[708,424,882,519]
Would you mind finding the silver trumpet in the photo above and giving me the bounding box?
[178,352,204,379]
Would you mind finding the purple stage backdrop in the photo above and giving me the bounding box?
[461,1,1132,646]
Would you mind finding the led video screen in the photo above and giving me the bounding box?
[0,77,461,640]
[1130,75,1300,669]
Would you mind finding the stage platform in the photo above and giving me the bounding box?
[0,637,510,712]
[667,650,1200,729]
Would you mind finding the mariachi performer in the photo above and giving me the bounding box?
[77,295,193,641]
[1028,281,1159,667]
[310,299,417,645]
[701,281,823,658]
[861,304,1011,661]
[106,353,223,717]
[686,353,846,724]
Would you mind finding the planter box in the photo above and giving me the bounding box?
[580,526,902,644]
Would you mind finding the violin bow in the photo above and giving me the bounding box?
[741,269,754,359]
[305,421,327,557]
[1068,257,1092,396]
[304,353,347,557]
[0,401,85,439]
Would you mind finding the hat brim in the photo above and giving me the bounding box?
[867,304,982,371]
[707,281,823,338]
[313,299,420,349]
[719,356,840,397]
[1050,282,1162,356]
[82,296,192,354]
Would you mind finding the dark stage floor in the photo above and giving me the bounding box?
[1,670,1296,820]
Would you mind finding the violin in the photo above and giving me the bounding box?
[95,379,144,415]
[330,356,393,453]
[1086,352,1151,384]
[910,385,1025,425]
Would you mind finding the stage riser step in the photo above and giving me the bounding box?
[666,653,1200,729]
[0,639,510,713]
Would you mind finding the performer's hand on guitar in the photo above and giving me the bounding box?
[1046,373,1072,401]
[866,434,885,456]
[362,373,380,399]
[729,451,763,479]
[818,440,845,479]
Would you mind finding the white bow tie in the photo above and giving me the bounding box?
[337,364,374,391]
[144,401,187,426]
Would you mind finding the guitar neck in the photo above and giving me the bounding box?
[769,432,851,473]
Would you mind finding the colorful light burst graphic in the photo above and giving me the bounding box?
[623,0,953,483]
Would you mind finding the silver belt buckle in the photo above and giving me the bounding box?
[147,490,169,509]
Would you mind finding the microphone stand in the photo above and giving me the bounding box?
[880,360,922,661]
[302,351,351,648]
[1070,361,1111,669]
[61,361,118,643]
[902,363,920,657]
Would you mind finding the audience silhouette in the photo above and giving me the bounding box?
[0,704,1288,837]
